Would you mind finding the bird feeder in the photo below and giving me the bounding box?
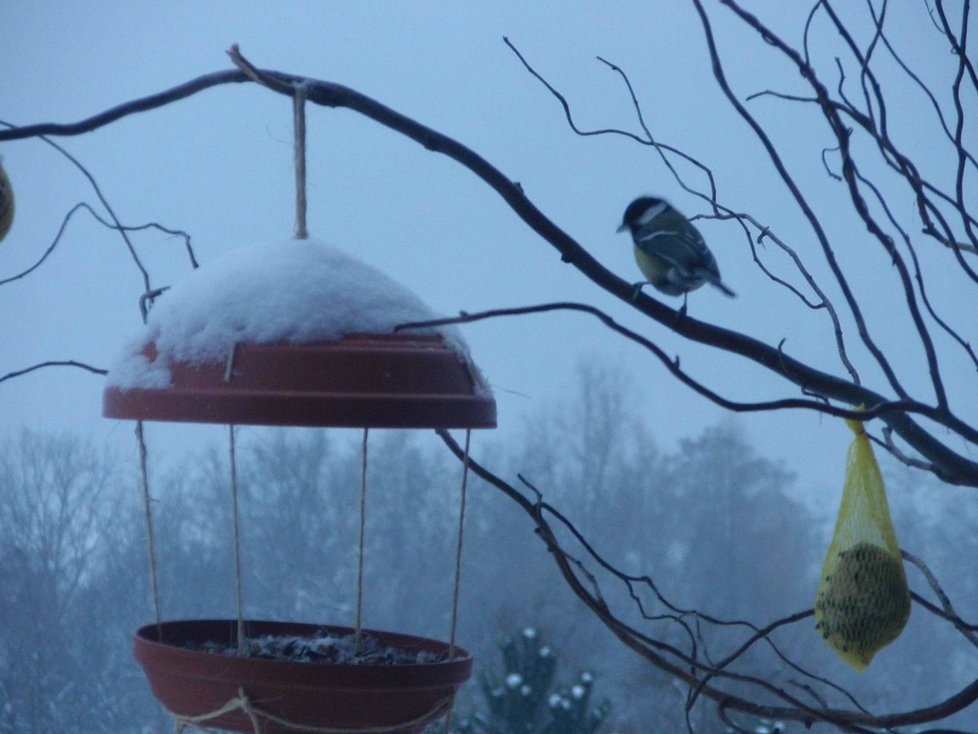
[103,236,495,733]
[102,66,496,730]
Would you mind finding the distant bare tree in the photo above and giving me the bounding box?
[0,432,117,733]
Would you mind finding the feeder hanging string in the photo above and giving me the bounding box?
[293,81,308,240]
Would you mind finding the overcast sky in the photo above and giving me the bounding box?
[1,2,974,525]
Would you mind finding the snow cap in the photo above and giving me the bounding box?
[107,237,477,389]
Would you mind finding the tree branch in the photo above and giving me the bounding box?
[0,51,975,486]
[506,40,864,385]
[396,302,944,423]
[0,361,107,386]
[436,429,978,729]
[0,202,196,288]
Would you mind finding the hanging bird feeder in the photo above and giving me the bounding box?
[103,69,494,734]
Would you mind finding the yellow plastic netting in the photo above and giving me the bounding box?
[813,416,910,671]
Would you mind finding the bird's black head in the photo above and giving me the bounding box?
[618,196,665,232]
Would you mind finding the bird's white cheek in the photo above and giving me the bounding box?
[636,201,669,227]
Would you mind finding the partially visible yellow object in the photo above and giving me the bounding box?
[0,157,13,242]
[814,415,910,671]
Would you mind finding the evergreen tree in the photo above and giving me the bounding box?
[450,627,611,734]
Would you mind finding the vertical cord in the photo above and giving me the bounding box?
[445,429,472,734]
[293,82,308,240]
[355,427,369,651]
[135,421,163,639]
[449,429,472,658]
[229,425,246,655]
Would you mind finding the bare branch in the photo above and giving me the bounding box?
[509,39,865,387]
[0,122,155,296]
[693,1,913,404]
[868,0,978,175]
[0,73,252,141]
[903,549,978,645]
[436,429,978,729]
[851,168,978,373]
[503,37,645,146]
[708,210,862,383]
[0,361,107,386]
[396,302,937,423]
[0,202,196,288]
[1,53,975,485]
[816,1,952,407]
[503,38,722,204]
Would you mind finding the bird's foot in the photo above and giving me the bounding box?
[676,294,689,320]
[630,281,649,302]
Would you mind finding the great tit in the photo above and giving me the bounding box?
[617,196,735,312]
[0,157,12,242]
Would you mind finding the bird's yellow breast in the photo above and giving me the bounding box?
[633,244,669,286]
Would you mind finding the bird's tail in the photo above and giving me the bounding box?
[711,279,737,298]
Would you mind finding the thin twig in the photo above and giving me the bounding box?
[0,121,154,297]
[506,39,867,385]
[0,360,107,385]
[0,202,196,288]
[903,549,978,645]
[394,302,961,427]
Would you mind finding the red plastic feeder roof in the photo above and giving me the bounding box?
[103,334,496,429]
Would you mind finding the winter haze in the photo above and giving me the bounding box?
[1,2,975,732]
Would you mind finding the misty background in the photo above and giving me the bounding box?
[1,2,976,732]
[4,359,977,732]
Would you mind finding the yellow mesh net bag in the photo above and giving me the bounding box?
[814,416,910,671]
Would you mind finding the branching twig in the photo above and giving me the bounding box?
[725,0,978,422]
[0,202,195,288]
[903,549,978,646]
[0,121,155,296]
[396,303,948,424]
[692,1,914,406]
[506,39,867,385]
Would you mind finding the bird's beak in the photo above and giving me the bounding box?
[616,222,627,233]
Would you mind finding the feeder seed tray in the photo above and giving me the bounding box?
[134,619,473,734]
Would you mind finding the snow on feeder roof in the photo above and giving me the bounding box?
[103,237,495,428]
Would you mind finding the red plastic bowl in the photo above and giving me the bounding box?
[104,334,496,428]
[133,619,473,733]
